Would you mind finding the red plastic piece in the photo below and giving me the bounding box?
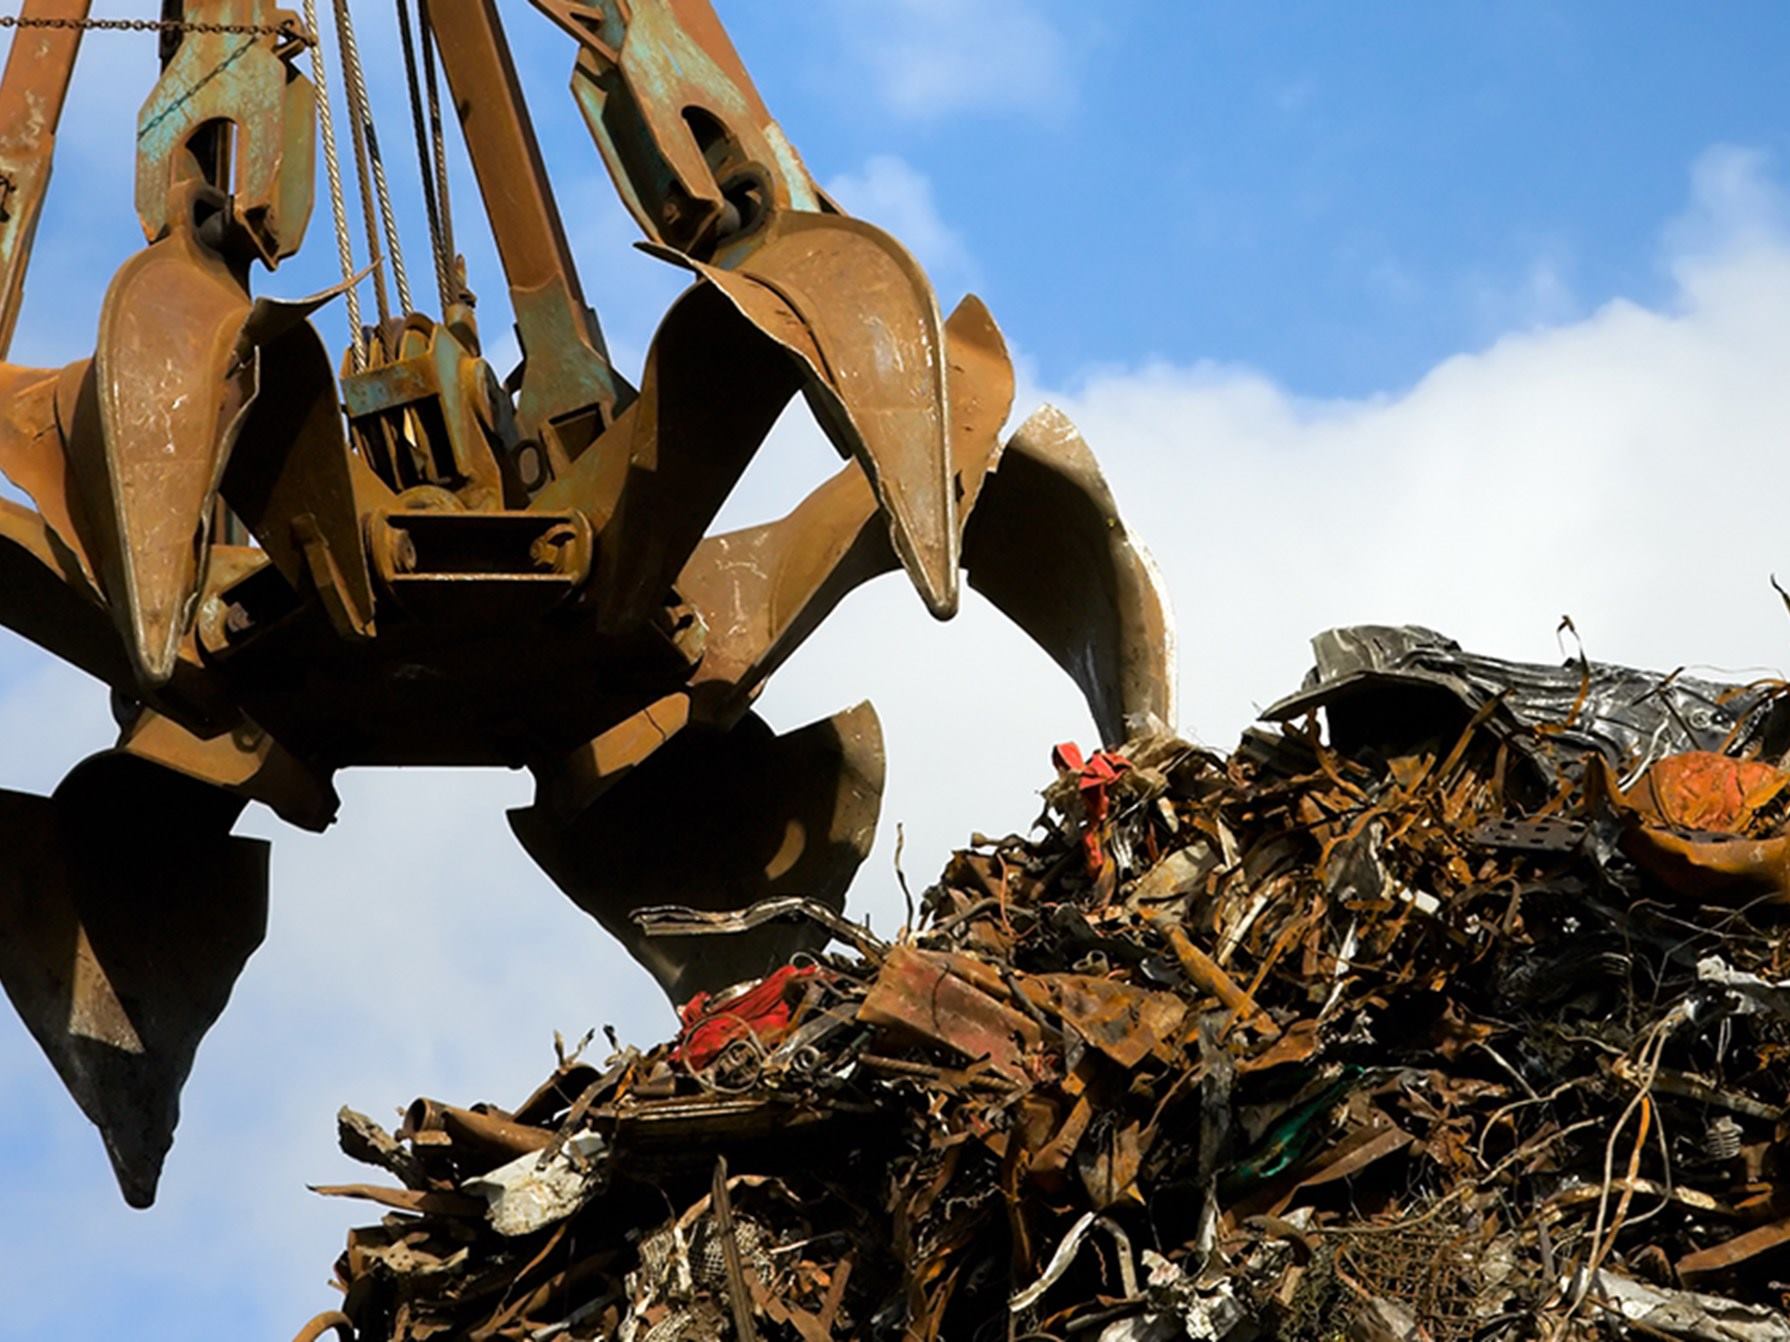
[1053,741,1131,872]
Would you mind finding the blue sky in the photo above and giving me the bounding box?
[722,2,1790,395]
[6,2,1790,1336]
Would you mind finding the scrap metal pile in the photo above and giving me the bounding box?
[309,626,1790,1341]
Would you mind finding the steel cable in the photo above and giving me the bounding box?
[300,0,363,368]
[329,0,388,329]
[421,5,456,298]
[393,0,449,312]
[331,0,409,321]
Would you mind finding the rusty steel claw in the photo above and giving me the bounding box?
[82,226,257,684]
[543,221,958,633]
[657,215,959,619]
[0,754,267,1206]
[679,403,1174,746]
[963,406,1177,743]
[679,300,1175,745]
[541,0,958,616]
[0,358,253,725]
[70,0,320,684]
[73,247,368,688]
[511,703,884,1000]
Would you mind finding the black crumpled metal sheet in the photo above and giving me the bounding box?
[1264,624,1789,785]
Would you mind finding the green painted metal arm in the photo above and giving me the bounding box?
[529,0,825,266]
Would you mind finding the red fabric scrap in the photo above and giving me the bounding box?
[674,963,819,1071]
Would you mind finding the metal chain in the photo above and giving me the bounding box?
[0,13,311,43]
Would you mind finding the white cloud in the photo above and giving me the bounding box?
[829,0,1073,123]
[1029,144,1790,741]
[8,122,1790,1337]
[1664,145,1790,266]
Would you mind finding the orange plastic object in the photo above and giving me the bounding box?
[1622,751,1790,834]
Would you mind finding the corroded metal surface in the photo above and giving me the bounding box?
[0,0,88,358]
[0,0,1176,1205]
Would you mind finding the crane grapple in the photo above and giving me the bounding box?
[0,0,1176,1205]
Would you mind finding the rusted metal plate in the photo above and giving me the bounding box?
[858,945,1042,1082]
[1027,972,1186,1069]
